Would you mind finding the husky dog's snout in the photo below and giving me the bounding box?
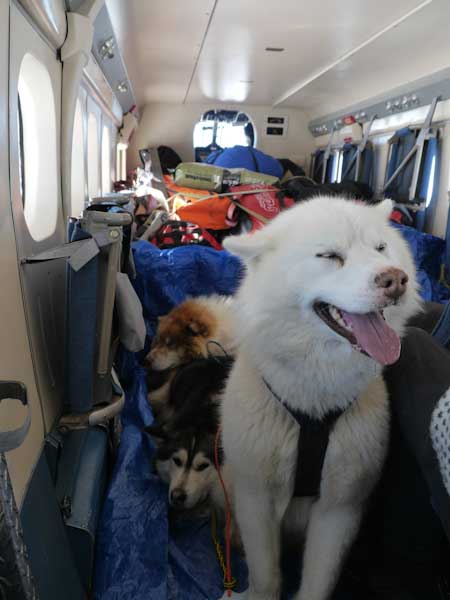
[170,488,187,507]
[374,267,409,300]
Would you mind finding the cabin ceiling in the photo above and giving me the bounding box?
[106,0,450,119]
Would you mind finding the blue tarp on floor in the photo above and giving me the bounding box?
[94,226,450,600]
[94,243,246,600]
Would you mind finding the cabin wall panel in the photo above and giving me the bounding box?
[128,102,315,172]
[9,3,66,437]
[0,1,45,507]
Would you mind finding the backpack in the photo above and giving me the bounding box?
[228,185,295,232]
[150,220,223,251]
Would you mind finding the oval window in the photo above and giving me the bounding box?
[193,110,255,162]
[70,98,86,217]
[87,113,99,198]
[101,124,111,194]
[18,53,58,241]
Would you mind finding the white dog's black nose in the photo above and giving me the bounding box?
[374,268,409,300]
[170,488,187,507]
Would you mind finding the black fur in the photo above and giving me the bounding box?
[143,356,233,464]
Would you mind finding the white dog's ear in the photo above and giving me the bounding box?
[223,229,273,260]
[375,199,394,220]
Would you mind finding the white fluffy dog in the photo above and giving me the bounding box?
[220,197,421,600]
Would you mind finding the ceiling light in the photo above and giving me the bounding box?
[239,80,254,84]
[99,36,115,60]
[265,47,284,52]
[117,81,128,93]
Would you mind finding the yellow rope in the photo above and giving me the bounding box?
[211,510,237,591]
[440,264,450,290]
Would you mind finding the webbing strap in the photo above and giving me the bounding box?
[0,382,30,452]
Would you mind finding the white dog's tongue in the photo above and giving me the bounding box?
[340,310,401,365]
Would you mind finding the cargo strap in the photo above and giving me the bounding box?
[262,376,345,497]
[0,382,30,452]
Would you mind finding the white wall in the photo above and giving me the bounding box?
[128,102,314,171]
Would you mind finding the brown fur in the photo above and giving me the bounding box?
[145,296,235,418]
[148,300,218,369]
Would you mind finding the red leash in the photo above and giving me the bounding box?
[214,426,235,596]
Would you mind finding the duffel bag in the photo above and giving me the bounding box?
[174,162,278,191]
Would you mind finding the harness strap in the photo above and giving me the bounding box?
[262,377,344,497]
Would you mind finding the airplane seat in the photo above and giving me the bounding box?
[29,199,140,592]
[341,141,374,186]
[311,148,335,183]
[384,127,417,202]
[383,101,440,232]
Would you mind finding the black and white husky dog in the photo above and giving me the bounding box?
[145,356,233,511]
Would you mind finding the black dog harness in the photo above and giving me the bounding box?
[262,378,345,498]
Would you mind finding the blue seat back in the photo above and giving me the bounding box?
[385,127,417,202]
[64,203,132,414]
[65,222,99,413]
[341,142,374,185]
[311,148,334,183]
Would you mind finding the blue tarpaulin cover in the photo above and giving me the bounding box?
[94,225,449,600]
[94,242,246,600]
[392,223,450,304]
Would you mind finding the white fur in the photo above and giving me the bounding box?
[220,197,421,600]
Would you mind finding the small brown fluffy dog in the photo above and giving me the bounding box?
[145,295,235,417]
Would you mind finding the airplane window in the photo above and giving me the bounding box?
[17,96,25,203]
[193,110,255,154]
[70,98,86,217]
[17,53,58,241]
[116,144,127,181]
[101,124,111,194]
[425,154,436,207]
[87,112,99,198]
[331,150,344,183]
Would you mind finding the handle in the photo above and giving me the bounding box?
[0,382,30,452]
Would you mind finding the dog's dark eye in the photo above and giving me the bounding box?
[195,462,210,472]
[376,242,387,252]
[185,323,200,336]
[316,252,344,265]
[172,457,182,467]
